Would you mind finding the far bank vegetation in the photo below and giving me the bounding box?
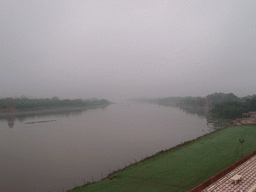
[0,97,111,111]
[133,92,256,119]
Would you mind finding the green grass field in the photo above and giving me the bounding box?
[70,125,256,192]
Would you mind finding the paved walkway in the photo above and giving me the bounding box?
[202,155,256,192]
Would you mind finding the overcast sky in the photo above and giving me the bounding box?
[1,0,256,101]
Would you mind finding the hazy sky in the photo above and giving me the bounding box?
[1,0,256,101]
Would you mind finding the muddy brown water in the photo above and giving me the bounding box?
[0,102,214,192]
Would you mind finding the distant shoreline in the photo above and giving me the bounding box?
[0,103,111,117]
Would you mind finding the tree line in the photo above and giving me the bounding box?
[210,96,256,119]
[138,92,256,119]
[0,97,111,111]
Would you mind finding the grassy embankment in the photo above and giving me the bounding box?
[70,125,256,192]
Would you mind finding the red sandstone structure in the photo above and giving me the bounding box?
[6,98,16,112]
[6,115,15,128]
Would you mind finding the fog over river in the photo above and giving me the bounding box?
[0,102,214,192]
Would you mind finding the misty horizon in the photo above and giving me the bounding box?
[1,1,256,101]
[0,91,255,102]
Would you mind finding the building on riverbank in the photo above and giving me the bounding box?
[245,112,256,119]
[190,151,256,192]
[233,112,256,126]
[6,98,15,112]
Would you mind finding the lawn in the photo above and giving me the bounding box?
[70,125,256,192]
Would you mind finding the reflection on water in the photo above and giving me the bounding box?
[6,115,15,128]
[0,102,214,192]
[0,105,108,128]
[181,107,205,117]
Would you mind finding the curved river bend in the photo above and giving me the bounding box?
[0,102,214,192]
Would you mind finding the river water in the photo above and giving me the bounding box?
[0,102,214,192]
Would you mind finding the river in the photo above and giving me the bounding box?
[0,102,214,192]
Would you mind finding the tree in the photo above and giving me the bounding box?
[51,97,60,101]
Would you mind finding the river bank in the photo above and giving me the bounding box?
[0,103,111,118]
[68,125,256,192]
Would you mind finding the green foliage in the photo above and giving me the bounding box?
[151,93,256,119]
[209,92,241,105]
[154,92,242,110]
[246,96,256,111]
[210,97,256,119]
[0,98,9,109]
[0,97,111,110]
